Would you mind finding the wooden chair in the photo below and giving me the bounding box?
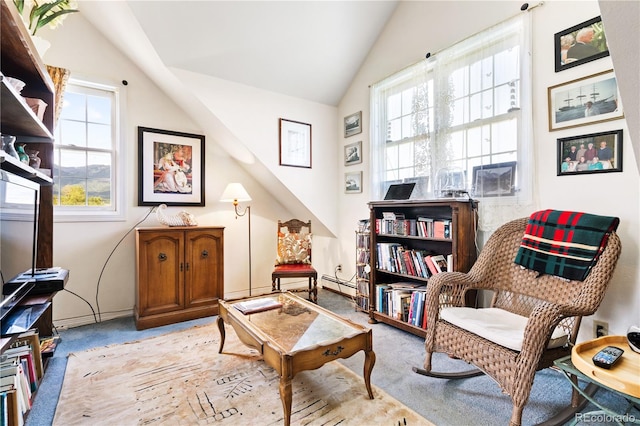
[415,215,622,426]
[271,219,318,302]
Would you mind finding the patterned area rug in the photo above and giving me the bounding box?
[53,324,431,425]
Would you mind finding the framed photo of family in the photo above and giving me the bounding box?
[138,127,205,206]
[554,16,610,72]
[557,129,623,176]
[548,69,624,131]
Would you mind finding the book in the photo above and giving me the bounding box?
[431,254,448,273]
[424,256,439,276]
[233,298,283,315]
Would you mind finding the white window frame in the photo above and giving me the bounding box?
[53,77,125,222]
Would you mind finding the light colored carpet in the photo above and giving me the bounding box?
[53,323,431,425]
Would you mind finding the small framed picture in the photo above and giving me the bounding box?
[554,16,609,73]
[557,130,623,176]
[344,141,362,166]
[471,161,517,197]
[138,127,205,206]
[548,69,624,131]
[345,171,363,194]
[279,118,312,168]
[344,111,362,138]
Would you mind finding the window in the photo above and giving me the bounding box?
[53,79,123,220]
[370,14,532,205]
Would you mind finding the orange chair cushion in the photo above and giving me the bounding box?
[273,263,317,277]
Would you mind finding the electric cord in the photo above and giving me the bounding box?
[94,206,156,322]
[63,288,98,323]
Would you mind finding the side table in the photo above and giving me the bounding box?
[553,335,640,425]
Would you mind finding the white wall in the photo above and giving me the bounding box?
[337,0,639,342]
[38,1,638,342]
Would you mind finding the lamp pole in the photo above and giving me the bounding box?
[233,201,252,296]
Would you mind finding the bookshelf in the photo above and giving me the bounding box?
[355,220,370,312]
[367,199,478,337]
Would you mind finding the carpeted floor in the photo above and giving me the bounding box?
[27,288,632,426]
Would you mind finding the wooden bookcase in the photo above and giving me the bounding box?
[367,199,478,337]
[135,227,224,330]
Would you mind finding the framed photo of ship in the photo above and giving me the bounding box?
[548,69,624,131]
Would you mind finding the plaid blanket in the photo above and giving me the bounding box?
[514,210,619,281]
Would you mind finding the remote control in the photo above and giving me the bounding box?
[592,346,624,369]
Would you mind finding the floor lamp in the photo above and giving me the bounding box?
[220,183,252,296]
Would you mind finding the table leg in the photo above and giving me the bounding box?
[279,376,293,426]
[217,316,226,353]
[363,349,376,399]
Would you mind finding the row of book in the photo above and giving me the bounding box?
[375,283,428,328]
[1,330,44,426]
[376,242,452,278]
[376,213,452,239]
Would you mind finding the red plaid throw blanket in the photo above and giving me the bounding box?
[514,210,619,281]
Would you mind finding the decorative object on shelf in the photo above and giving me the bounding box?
[4,77,26,94]
[434,167,466,198]
[138,127,205,207]
[25,97,48,121]
[27,148,41,169]
[31,35,51,57]
[1,134,19,159]
[471,162,517,197]
[155,204,198,227]
[278,118,312,168]
[13,0,79,36]
[16,143,29,164]
[220,183,252,296]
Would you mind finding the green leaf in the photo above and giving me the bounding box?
[36,9,78,31]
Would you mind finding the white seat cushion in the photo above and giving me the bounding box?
[440,307,568,352]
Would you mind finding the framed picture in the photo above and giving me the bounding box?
[548,69,624,131]
[554,16,609,72]
[344,141,362,166]
[557,129,623,176]
[279,118,312,168]
[471,161,517,197]
[138,127,205,206]
[345,171,363,194]
[344,111,362,138]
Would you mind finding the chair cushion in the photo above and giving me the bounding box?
[440,307,568,352]
[273,263,317,276]
[275,228,312,265]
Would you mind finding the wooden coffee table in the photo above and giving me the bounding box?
[217,291,375,426]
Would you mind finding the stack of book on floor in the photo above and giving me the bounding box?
[1,329,43,426]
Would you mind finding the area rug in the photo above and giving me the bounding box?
[53,324,431,425]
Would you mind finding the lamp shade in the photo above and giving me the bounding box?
[220,183,251,202]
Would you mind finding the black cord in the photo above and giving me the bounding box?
[63,288,98,323]
[95,206,155,322]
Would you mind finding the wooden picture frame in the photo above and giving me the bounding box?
[344,111,362,138]
[279,118,312,168]
[554,16,609,73]
[557,130,623,176]
[344,141,362,166]
[548,69,623,131]
[138,127,205,206]
[345,171,363,194]
[471,161,517,197]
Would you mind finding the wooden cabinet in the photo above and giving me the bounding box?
[368,200,478,337]
[135,227,224,330]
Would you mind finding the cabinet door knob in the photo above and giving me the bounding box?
[201,250,209,258]
[158,253,167,261]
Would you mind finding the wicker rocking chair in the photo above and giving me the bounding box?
[415,216,621,426]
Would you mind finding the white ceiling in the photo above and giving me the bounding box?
[122,1,399,106]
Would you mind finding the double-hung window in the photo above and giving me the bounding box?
[370,14,533,206]
[53,79,123,220]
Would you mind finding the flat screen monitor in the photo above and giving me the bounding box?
[0,170,40,286]
[384,182,416,200]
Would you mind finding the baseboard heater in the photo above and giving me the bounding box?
[321,274,356,289]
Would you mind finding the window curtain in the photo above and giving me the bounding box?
[370,13,535,241]
[46,65,70,128]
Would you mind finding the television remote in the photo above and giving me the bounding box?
[592,346,624,369]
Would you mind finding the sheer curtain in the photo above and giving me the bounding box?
[370,13,535,241]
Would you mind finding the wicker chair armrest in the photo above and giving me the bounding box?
[426,272,477,308]
[519,302,563,359]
